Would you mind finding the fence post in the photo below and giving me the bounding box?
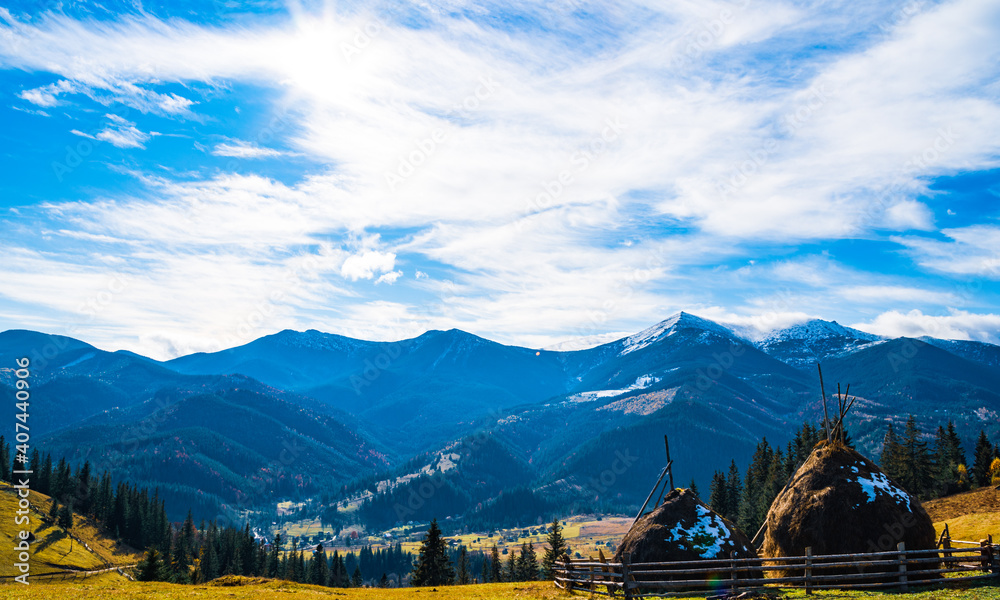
[981,539,992,572]
[730,551,738,594]
[805,547,812,595]
[898,541,908,591]
[991,535,998,576]
[621,556,632,600]
[564,561,574,593]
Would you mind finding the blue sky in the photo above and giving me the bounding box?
[1,0,1000,359]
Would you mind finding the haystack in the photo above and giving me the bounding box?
[761,442,938,578]
[615,488,759,584]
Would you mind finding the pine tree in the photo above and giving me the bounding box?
[58,502,74,529]
[972,430,996,487]
[881,422,906,483]
[137,548,163,582]
[379,572,389,587]
[490,545,502,583]
[311,543,328,585]
[410,519,454,586]
[456,546,471,584]
[351,566,363,587]
[504,549,517,582]
[689,478,700,498]
[522,542,538,581]
[480,553,491,583]
[900,416,934,498]
[201,539,219,583]
[709,471,728,517]
[725,460,742,521]
[49,498,60,521]
[0,437,10,483]
[267,533,281,577]
[542,518,568,579]
[933,422,967,496]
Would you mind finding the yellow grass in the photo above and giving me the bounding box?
[0,483,141,578]
[935,512,1000,545]
[2,577,1000,600]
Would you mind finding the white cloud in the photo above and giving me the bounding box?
[375,270,403,285]
[94,114,155,149]
[340,251,396,281]
[19,80,75,107]
[894,225,1000,277]
[0,2,999,356]
[212,140,284,158]
[853,309,1000,344]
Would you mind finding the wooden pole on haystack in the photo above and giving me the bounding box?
[817,364,831,442]
[664,435,674,491]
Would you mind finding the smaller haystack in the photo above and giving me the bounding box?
[761,442,938,579]
[615,488,759,584]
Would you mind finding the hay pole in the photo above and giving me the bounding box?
[634,465,669,525]
[817,364,831,442]
[664,435,674,491]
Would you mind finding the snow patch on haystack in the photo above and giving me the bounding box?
[666,505,731,558]
[849,465,911,510]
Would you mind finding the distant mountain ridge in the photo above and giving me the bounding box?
[4,313,999,523]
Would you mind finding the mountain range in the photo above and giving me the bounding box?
[3,312,998,523]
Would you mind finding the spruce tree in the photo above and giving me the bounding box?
[972,430,995,487]
[311,543,328,585]
[480,554,490,583]
[504,549,517,582]
[351,566,363,587]
[201,540,220,583]
[137,548,163,581]
[900,416,933,498]
[881,422,906,483]
[490,544,502,583]
[410,519,454,586]
[725,460,742,521]
[522,542,538,581]
[542,518,568,579]
[58,502,74,529]
[708,472,727,517]
[379,573,389,587]
[49,498,60,521]
[456,546,471,584]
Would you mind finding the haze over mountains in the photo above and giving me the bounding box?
[3,312,999,523]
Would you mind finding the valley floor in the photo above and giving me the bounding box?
[2,577,999,600]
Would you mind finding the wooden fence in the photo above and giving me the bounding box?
[554,540,999,598]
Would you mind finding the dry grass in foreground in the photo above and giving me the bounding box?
[2,576,1000,600]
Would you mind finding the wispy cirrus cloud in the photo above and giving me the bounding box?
[212,139,285,158]
[0,0,998,358]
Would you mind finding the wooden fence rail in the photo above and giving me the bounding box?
[554,541,999,598]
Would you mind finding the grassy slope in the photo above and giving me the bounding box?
[0,483,141,577]
[925,486,1000,543]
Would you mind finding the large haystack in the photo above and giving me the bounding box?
[615,488,759,585]
[761,442,938,578]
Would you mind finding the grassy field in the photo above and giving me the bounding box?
[926,486,1000,544]
[2,576,999,599]
[0,482,140,578]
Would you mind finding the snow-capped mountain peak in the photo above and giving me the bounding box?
[761,319,883,345]
[619,312,736,356]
